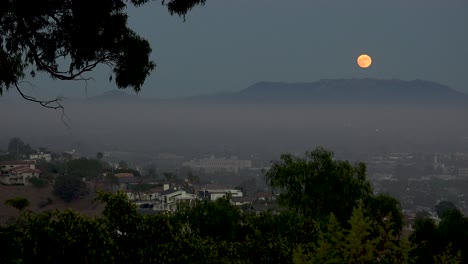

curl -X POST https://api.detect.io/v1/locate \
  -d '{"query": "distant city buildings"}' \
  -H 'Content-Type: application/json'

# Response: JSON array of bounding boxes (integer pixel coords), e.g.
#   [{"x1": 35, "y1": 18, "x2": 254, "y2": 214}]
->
[
  {"x1": 458, "y1": 167, "x2": 468, "y2": 179},
  {"x1": 29, "y1": 152, "x2": 52, "y2": 162},
  {"x1": 183, "y1": 157, "x2": 252, "y2": 174}
]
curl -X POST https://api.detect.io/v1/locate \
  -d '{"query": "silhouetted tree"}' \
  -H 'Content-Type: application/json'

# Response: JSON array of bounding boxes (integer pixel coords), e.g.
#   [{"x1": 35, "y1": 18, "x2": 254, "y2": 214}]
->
[
  {"x1": 435, "y1": 200, "x2": 458, "y2": 218},
  {"x1": 7, "y1": 137, "x2": 34, "y2": 158},
  {"x1": 0, "y1": 0, "x2": 206, "y2": 107},
  {"x1": 96, "y1": 152, "x2": 104, "y2": 161}
]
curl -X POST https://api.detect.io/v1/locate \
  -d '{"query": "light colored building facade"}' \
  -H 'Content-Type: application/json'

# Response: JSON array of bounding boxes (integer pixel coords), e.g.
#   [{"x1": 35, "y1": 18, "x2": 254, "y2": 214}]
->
[
  {"x1": 29, "y1": 152, "x2": 52, "y2": 162},
  {"x1": 183, "y1": 158, "x2": 252, "y2": 174},
  {"x1": 0, "y1": 160, "x2": 40, "y2": 185},
  {"x1": 197, "y1": 188, "x2": 243, "y2": 201}
]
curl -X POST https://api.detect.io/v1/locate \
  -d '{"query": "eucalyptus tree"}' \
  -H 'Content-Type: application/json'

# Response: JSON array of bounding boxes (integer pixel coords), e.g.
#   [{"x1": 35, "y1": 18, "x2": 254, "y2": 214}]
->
[{"x1": 0, "y1": 0, "x2": 206, "y2": 107}]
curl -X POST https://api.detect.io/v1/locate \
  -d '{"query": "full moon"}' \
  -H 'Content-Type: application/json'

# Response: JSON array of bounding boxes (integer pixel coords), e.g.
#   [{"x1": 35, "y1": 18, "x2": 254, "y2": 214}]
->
[{"x1": 357, "y1": 54, "x2": 372, "y2": 68}]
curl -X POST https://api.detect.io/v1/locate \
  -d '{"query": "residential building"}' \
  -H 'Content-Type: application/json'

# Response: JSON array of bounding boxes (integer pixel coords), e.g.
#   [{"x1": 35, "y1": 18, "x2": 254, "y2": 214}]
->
[
  {"x1": 0, "y1": 160, "x2": 40, "y2": 185},
  {"x1": 197, "y1": 188, "x2": 243, "y2": 201}
]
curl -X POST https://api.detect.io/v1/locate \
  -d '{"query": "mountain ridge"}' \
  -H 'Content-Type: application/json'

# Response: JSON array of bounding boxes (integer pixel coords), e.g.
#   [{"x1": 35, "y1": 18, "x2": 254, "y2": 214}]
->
[{"x1": 183, "y1": 78, "x2": 468, "y2": 104}]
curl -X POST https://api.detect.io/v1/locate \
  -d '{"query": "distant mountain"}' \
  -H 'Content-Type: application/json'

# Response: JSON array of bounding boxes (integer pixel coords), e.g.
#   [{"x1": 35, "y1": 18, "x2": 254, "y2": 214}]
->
[{"x1": 184, "y1": 79, "x2": 468, "y2": 104}]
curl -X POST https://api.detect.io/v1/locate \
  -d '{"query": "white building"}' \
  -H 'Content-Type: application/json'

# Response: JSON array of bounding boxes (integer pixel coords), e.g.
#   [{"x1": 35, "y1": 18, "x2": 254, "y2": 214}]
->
[
  {"x1": 128, "y1": 187, "x2": 198, "y2": 212},
  {"x1": 155, "y1": 189, "x2": 198, "y2": 212},
  {"x1": 30, "y1": 152, "x2": 52, "y2": 162},
  {"x1": 197, "y1": 188, "x2": 243, "y2": 201},
  {"x1": 183, "y1": 158, "x2": 252, "y2": 174}
]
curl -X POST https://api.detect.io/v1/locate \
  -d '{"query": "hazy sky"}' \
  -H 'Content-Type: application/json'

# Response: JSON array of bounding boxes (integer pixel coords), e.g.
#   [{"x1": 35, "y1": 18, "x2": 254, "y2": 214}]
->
[{"x1": 16, "y1": 0, "x2": 468, "y2": 99}]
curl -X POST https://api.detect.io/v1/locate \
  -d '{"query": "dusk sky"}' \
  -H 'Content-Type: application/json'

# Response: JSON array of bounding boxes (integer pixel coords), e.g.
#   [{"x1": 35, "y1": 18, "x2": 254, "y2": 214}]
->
[{"x1": 18, "y1": 0, "x2": 468, "y2": 99}]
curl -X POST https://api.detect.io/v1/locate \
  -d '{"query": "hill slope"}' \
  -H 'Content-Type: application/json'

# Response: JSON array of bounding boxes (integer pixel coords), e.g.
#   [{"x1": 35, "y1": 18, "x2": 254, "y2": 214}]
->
[{"x1": 186, "y1": 79, "x2": 468, "y2": 104}]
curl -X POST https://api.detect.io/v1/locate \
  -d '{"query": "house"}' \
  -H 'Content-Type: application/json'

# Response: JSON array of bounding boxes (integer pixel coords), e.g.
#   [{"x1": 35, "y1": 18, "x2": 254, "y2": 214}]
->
[
  {"x1": 153, "y1": 189, "x2": 198, "y2": 212},
  {"x1": 0, "y1": 160, "x2": 36, "y2": 172},
  {"x1": 115, "y1": 172, "x2": 135, "y2": 178},
  {"x1": 0, "y1": 160, "x2": 40, "y2": 185},
  {"x1": 8, "y1": 166, "x2": 41, "y2": 185},
  {"x1": 197, "y1": 188, "x2": 243, "y2": 201}
]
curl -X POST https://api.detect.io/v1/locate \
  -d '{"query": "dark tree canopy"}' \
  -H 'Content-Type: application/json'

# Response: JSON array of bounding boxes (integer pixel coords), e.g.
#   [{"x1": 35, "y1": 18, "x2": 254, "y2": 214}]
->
[
  {"x1": 7, "y1": 137, "x2": 34, "y2": 158},
  {"x1": 4, "y1": 197, "x2": 30, "y2": 211},
  {"x1": 53, "y1": 174, "x2": 88, "y2": 202},
  {"x1": 0, "y1": 0, "x2": 206, "y2": 99},
  {"x1": 265, "y1": 147, "x2": 372, "y2": 223},
  {"x1": 435, "y1": 200, "x2": 458, "y2": 219}
]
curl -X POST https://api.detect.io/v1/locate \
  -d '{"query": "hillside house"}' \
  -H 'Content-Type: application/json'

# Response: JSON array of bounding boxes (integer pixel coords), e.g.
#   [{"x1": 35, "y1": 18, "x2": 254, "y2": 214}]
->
[{"x1": 0, "y1": 160, "x2": 41, "y2": 185}]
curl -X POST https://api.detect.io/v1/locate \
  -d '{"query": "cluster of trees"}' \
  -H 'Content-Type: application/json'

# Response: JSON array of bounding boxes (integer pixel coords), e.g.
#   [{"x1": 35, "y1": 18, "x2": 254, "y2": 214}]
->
[
  {"x1": 0, "y1": 137, "x2": 35, "y2": 160},
  {"x1": 1, "y1": 147, "x2": 466, "y2": 263},
  {"x1": 410, "y1": 201, "x2": 467, "y2": 263}
]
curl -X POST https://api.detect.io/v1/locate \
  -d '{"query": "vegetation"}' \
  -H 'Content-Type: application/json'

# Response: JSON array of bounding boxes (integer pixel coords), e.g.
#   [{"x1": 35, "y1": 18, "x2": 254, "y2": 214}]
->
[
  {"x1": 64, "y1": 158, "x2": 104, "y2": 181},
  {"x1": 1, "y1": 0, "x2": 206, "y2": 107},
  {"x1": 6, "y1": 137, "x2": 34, "y2": 158},
  {"x1": 4, "y1": 197, "x2": 30, "y2": 211},
  {"x1": 410, "y1": 207, "x2": 468, "y2": 263},
  {"x1": 53, "y1": 174, "x2": 88, "y2": 202},
  {"x1": 27, "y1": 176, "x2": 48, "y2": 188},
  {"x1": 1, "y1": 147, "x2": 466, "y2": 263}
]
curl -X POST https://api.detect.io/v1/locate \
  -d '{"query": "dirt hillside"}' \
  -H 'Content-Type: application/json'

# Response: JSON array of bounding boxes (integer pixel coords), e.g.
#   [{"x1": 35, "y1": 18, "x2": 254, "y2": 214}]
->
[{"x1": 0, "y1": 185, "x2": 104, "y2": 224}]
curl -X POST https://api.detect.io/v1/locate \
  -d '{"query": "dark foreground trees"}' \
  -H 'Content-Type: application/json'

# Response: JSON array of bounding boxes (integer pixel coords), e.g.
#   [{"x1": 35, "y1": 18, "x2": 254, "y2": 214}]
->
[
  {"x1": 1, "y1": 147, "x2": 466, "y2": 263},
  {"x1": 4, "y1": 192, "x2": 464, "y2": 263},
  {"x1": 410, "y1": 206, "x2": 467, "y2": 264},
  {"x1": 265, "y1": 147, "x2": 403, "y2": 233}
]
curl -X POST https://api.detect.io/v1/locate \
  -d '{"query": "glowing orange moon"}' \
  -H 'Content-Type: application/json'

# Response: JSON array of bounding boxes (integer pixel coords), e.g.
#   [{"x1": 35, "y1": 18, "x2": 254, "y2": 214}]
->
[{"x1": 357, "y1": 54, "x2": 372, "y2": 68}]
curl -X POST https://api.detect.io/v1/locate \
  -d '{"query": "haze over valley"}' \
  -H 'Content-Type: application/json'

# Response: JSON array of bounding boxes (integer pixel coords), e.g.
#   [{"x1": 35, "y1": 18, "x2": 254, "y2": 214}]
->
[{"x1": 2, "y1": 78, "x2": 467, "y2": 160}]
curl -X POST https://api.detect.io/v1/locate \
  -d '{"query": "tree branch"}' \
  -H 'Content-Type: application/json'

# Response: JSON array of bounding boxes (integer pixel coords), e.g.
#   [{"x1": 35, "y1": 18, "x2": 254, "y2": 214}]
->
[{"x1": 15, "y1": 82, "x2": 71, "y2": 128}]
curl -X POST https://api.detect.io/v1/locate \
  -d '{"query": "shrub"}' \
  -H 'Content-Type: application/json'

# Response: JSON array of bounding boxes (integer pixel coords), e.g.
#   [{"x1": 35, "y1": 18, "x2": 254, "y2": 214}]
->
[{"x1": 27, "y1": 176, "x2": 48, "y2": 188}]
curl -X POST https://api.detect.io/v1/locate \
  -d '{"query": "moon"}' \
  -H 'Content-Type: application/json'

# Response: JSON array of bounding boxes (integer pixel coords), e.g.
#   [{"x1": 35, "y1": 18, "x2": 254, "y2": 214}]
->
[{"x1": 357, "y1": 54, "x2": 372, "y2": 68}]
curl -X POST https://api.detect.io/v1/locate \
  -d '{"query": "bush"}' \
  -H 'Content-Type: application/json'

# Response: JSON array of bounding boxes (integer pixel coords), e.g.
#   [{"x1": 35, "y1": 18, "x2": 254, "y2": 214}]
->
[
  {"x1": 27, "y1": 176, "x2": 48, "y2": 188},
  {"x1": 53, "y1": 175, "x2": 88, "y2": 202},
  {"x1": 4, "y1": 197, "x2": 30, "y2": 211}
]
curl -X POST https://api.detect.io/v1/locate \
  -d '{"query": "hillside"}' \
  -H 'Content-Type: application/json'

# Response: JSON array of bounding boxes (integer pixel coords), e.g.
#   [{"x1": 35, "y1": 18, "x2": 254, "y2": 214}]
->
[{"x1": 0, "y1": 185, "x2": 103, "y2": 224}]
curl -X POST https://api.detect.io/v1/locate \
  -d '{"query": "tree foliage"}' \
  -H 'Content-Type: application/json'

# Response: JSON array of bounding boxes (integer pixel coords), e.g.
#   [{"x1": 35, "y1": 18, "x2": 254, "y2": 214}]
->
[
  {"x1": 65, "y1": 158, "x2": 104, "y2": 180},
  {"x1": 435, "y1": 200, "x2": 458, "y2": 219},
  {"x1": 294, "y1": 206, "x2": 413, "y2": 264},
  {"x1": 265, "y1": 147, "x2": 372, "y2": 224},
  {"x1": 0, "y1": 0, "x2": 206, "y2": 98},
  {"x1": 4, "y1": 197, "x2": 30, "y2": 211},
  {"x1": 180, "y1": 196, "x2": 241, "y2": 241},
  {"x1": 27, "y1": 176, "x2": 48, "y2": 187},
  {"x1": 7, "y1": 137, "x2": 34, "y2": 158},
  {"x1": 410, "y1": 207, "x2": 468, "y2": 264},
  {"x1": 1, "y1": 147, "x2": 466, "y2": 263},
  {"x1": 367, "y1": 194, "x2": 404, "y2": 235},
  {"x1": 53, "y1": 174, "x2": 88, "y2": 202}
]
